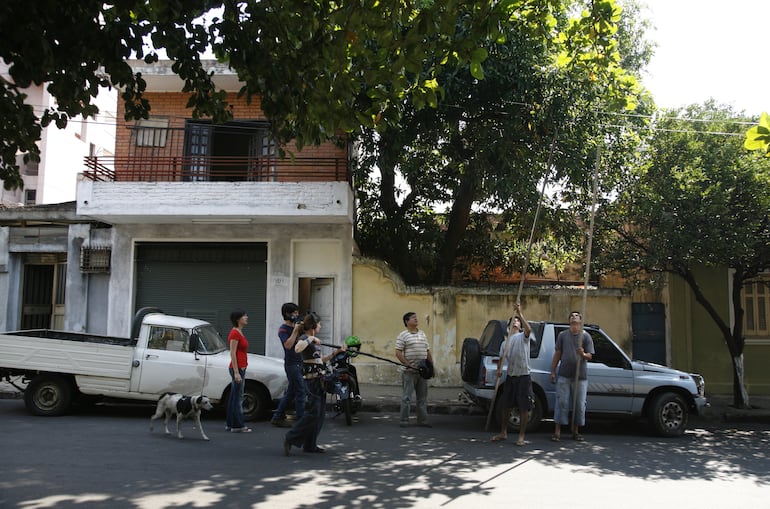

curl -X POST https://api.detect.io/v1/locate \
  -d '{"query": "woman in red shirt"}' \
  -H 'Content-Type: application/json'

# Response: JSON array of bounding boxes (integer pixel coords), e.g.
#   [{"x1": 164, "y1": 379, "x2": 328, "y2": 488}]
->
[{"x1": 226, "y1": 309, "x2": 251, "y2": 433}]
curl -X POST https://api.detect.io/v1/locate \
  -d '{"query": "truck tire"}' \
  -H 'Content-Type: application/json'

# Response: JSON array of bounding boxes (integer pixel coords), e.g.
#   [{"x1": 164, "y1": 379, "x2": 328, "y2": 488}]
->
[
  {"x1": 460, "y1": 338, "x2": 481, "y2": 382},
  {"x1": 242, "y1": 381, "x2": 271, "y2": 421},
  {"x1": 24, "y1": 375, "x2": 74, "y2": 416},
  {"x1": 649, "y1": 392, "x2": 688, "y2": 437}
]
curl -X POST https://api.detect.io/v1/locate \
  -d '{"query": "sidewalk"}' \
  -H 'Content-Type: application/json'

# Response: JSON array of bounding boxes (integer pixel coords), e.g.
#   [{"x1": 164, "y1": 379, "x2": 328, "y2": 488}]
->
[{"x1": 4, "y1": 380, "x2": 770, "y2": 424}]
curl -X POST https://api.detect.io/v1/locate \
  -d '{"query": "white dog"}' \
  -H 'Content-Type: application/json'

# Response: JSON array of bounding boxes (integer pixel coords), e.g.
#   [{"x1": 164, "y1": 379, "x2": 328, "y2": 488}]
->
[{"x1": 150, "y1": 393, "x2": 214, "y2": 440}]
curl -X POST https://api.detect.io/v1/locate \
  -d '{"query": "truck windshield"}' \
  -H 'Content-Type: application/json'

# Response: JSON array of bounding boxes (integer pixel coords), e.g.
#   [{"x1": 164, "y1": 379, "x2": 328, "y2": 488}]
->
[{"x1": 193, "y1": 325, "x2": 228, "y2": 354}]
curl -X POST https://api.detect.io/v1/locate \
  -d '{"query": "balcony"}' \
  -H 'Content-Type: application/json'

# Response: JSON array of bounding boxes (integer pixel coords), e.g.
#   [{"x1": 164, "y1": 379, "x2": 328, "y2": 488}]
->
[
  {"x1": 77, "y1": 155, "x2": 354, "y2": 225},
  {"x1": 82, "y1": 155, "x2": 351, "y2": 184}
]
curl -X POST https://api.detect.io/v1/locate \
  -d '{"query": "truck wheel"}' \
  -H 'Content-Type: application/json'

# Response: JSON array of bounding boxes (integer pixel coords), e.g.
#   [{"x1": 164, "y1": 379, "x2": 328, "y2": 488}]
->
[
  {"x1": 242, "y1": 382, "x2": 270, "y2": 421},
  {"x1": 494, "y1": 390, "x2": 543, "y2": 432},
  {"x1": 649, "y1": 392, "x2": 688, "y2": 437},
  {"x1": 460, "y1": 338, "x2": 481, "y2": 382},
  {"x1": 24, "y1": 375, "x2": 73, "y2": 416}
]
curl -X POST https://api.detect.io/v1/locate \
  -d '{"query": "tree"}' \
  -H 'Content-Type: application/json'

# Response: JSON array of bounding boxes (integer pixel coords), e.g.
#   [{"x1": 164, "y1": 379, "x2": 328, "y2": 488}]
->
[
  {"x1": 354, "y1": 0, "x2": 650, "y2": 284},
  {"x1": 0, "y1": 0, "x2": 570, "y2": 190},
  {"x1": 596, "y1": 102, "x2": 770, "y2": 408}
]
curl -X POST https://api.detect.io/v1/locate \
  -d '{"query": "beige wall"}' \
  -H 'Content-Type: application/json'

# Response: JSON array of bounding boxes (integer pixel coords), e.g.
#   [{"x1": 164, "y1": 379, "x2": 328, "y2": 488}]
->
[{"x1": 351, "y1": 258, "x2": 632, "y2": 386}]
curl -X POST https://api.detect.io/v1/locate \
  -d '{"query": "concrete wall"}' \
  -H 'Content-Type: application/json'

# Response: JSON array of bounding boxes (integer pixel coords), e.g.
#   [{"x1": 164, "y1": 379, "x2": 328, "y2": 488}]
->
[{"x1": 350, "y1": 258, "x2": 633, "y2": 386}]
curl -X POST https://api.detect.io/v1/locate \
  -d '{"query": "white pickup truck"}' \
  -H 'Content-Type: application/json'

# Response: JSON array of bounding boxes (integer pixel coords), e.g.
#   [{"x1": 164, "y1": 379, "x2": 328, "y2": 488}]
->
[{"x1": 0, "y1": 308, "x2": 287, "y2": 420}]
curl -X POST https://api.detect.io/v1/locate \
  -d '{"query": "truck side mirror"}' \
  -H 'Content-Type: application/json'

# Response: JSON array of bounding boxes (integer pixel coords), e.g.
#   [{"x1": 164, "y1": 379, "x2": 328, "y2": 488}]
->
[{"x1": 189, "y1": 333, "x2": 200, "y2": 353}]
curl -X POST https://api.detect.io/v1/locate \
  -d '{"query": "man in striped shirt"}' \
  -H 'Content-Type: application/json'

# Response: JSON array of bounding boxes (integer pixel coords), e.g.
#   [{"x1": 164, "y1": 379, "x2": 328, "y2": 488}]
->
[{"x1": 395, "y1": 312, "x2": 433, "y2": 428}]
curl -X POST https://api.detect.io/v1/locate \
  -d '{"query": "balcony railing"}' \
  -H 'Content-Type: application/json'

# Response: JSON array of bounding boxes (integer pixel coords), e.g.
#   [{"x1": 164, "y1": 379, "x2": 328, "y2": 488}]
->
[{"x1": 83, "y1": 156, "x2": 351, "y2": 185}]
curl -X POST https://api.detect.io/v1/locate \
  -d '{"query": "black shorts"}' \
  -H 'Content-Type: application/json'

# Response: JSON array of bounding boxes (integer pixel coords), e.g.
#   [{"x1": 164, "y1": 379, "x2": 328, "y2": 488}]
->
[{"x1": 501, "y1": 374, "x2": 533, "y2": 411}]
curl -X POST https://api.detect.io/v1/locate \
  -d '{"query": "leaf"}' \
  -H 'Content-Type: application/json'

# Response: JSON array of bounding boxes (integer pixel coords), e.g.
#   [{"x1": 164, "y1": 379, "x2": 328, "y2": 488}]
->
[{"x1": 744, "y1": 112, "x2": 770, "y2": 155}]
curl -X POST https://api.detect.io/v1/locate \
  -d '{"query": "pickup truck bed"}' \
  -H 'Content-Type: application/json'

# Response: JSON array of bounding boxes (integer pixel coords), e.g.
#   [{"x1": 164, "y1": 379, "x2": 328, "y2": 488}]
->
[{"x1": 0, "y1": 331, "x2": 135, "y2": 380}]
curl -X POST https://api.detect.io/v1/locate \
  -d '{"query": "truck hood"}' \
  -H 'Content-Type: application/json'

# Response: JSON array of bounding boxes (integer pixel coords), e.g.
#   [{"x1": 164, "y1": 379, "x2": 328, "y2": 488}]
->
[{"x1": 634, "y1": 359, "x2": 697, "y2": 378}]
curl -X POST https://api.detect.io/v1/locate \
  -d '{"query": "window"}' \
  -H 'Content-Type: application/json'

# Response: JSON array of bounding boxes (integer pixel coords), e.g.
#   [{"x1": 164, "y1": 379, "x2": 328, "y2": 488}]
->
[
  {"x1": 135, "y1": 117, "x2": 169, "y2": 147},
  {"x1": 147, "y1": 327, "x2": 190, "y2": 352},
  {"x1": 743, "y1": 275, "x2": 769, "y2": 338},
  {"x1": 24, "y1": 189, "x2": 36, "y2": 205},
  {"x1": 183, "y1": 120, "x2": 273, "y2": 182}
]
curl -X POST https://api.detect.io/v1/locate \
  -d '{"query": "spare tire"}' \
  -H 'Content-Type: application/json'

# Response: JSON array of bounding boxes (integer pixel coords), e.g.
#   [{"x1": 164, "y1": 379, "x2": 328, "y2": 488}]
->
[{"x1": 460, "y1": 338, "x2": 482, "y2": 382}]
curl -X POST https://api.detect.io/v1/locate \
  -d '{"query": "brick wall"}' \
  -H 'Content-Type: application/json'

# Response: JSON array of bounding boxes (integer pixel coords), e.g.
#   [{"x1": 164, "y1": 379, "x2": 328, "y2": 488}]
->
[{"x1": 114, "y1": 92, "x2": 348, "y2": 181}]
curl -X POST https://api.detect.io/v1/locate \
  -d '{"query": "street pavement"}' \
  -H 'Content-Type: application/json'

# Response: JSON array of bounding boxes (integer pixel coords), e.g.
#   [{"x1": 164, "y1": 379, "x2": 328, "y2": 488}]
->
[{"x1": 3, "y1": 378, "x2": 770, "y2": 425}]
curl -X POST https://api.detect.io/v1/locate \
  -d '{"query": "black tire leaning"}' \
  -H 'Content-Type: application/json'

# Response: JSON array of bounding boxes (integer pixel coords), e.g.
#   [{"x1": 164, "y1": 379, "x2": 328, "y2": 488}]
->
[
  {"x1": 24, "y1": 375, "x2": 74, "y2": 416},
  {"x1": 649, "y1": 391, "x2": 688, "y2": 437},
  {"x1": 460, "y1": 338, "x2": 482, "y2": 383}
]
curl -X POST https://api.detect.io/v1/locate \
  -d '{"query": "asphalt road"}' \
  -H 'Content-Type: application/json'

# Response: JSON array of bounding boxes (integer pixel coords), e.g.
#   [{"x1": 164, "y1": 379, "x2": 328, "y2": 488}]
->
[{"x1": 1, "y1": 399, "x2": 769, "y2": 509}]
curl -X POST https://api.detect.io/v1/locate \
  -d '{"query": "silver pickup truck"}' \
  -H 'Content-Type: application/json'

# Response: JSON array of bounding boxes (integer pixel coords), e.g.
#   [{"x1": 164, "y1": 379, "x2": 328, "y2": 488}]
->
[{"x1": 461, "y1": 320, "x2": 707, "y2": 437}]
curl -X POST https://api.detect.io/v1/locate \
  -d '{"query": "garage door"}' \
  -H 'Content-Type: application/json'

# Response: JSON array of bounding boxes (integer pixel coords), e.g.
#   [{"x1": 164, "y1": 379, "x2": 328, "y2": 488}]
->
[{"x1": 134, "y1": 242, "x2": 268, "y2": 354}]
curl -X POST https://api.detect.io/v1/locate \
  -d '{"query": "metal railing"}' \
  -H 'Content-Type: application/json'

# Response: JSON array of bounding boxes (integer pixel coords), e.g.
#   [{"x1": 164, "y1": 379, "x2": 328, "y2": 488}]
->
[{"x1": 83, "y1": 156, "x2": 351, "y2": 184}]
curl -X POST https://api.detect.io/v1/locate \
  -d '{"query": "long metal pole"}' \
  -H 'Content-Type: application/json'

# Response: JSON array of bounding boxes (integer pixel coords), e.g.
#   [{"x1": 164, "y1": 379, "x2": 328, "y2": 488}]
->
[
  {"x1": 485, "y1": 131, "x2": 558, "y2": 431},
  {"x1": 571, "y1": 145, "x2": 600, "y2": 433}
]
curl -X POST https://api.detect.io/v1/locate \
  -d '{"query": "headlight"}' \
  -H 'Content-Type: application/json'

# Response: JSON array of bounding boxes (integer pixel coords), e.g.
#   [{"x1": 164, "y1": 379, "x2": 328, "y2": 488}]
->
[{"x1": 690, "y1": 373, "x2": 705, "y2": 396}]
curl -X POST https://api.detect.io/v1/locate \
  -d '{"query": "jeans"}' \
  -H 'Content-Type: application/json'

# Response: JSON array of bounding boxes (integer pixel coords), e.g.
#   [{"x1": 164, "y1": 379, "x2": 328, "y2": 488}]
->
[
  {"x1": 226, "y1": 367, "x2": 246, "y2": 429},
  {"x1": 553, "y1": 377, "x2": 588, "y2": 427},
  {"x1": 272, "y1": 363, "x2": 306, "y2": 420},
  {"x1": 285, "y1": 378, "x2": 325, "y2": 451},
  {"x1": 400, "y1": 369, "x2": 428, "y2": 424}
]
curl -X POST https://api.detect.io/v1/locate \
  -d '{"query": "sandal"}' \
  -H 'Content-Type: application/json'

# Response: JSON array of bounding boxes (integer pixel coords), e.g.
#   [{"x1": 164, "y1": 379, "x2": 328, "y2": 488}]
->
[
  {"x1": 490, "y1": 434, "x2": 507, "y2": 442},
  {"x1": 515, "y1": 440, "x2": 526, "y2": 446},
  {"x1": 572, "y1": 433, "x2": 584, "y2": 441},
  {"x1": 550, "y1": 434, "x2": 560, "y2": 442}
]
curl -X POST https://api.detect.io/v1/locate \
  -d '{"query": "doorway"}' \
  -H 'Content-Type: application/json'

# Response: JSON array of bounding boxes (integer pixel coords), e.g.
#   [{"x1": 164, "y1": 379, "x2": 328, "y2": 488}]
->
[
  {"x1": 297, "y1": 277, "x2": 334, "y2": 345},
  {"x1": 631, "y1": 302, "x2": 666, "y2": 365},
  {"x1": 20, "y1": 255, "x2": 66, "y2": 329}
]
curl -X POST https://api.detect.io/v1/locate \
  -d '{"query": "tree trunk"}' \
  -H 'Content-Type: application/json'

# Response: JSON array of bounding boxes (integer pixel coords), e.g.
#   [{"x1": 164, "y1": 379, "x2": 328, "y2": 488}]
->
[
  {"x1": 679, "y1": 267, "x2": 750, "y2": 408},
  {"x1": 436, "y1": 164, "x2": 478, "y2": 283},
  {"x1": 732, "y1": 354, "x2": 751, "y2": 409}
]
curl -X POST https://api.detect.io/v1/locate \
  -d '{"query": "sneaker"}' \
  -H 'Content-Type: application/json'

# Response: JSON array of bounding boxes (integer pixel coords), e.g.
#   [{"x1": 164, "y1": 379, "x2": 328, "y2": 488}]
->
[
  {"x1": 399, "y1": 421, "x2": 409, "y2": 428},
  {"x1": 417, "y1": 422, "x2": 433, "y2": 428},
  {"x1": 271, "y1": 419, "x2": 291, "y2": 428}
]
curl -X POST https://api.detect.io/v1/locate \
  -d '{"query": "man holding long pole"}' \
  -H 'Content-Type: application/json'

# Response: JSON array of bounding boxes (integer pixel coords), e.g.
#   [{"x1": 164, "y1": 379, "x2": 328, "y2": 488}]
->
[
  {"x1": 549, "y1": 311, "x2": 594, "y2": 441},
  {"x1": 490, "y1": 302, "x2": 534, "y2": 446}
]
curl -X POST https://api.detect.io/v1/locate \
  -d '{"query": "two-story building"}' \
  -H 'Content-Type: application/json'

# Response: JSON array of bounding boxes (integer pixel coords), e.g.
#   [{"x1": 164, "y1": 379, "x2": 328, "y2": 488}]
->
[{"x1": 1, "y1": 60, "x2": 355, "y2": 357}]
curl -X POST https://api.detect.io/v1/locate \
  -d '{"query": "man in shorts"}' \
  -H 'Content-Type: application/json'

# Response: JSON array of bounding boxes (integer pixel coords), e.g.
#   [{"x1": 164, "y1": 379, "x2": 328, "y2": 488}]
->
[{"x1": 491, "y1": 302, "x2": 534, "y2": 446}]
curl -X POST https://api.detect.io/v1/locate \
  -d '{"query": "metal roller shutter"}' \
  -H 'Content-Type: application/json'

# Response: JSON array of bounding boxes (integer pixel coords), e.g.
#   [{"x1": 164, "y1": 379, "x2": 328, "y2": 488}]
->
[{"x1": 135, "y1": 242, "x2": 268, "y2": 354}]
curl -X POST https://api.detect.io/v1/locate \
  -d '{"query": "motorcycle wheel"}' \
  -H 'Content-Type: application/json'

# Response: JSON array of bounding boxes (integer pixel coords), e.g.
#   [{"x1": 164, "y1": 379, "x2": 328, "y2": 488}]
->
[{"x1": 343, "y1": 391, "x2": 353, "y2": 426}]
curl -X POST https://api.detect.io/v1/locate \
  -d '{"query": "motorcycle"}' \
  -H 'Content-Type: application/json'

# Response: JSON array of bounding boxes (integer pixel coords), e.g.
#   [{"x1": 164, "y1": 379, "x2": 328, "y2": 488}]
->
[{"x1": 324, "y1": 337, "x2": 362, "y2": 426}]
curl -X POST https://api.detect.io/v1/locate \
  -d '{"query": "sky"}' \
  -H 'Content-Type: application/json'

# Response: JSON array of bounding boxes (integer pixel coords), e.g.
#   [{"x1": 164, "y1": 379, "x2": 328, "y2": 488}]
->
[{"x1": 639, "y1": 0, "x2": 769, "y2": 117}]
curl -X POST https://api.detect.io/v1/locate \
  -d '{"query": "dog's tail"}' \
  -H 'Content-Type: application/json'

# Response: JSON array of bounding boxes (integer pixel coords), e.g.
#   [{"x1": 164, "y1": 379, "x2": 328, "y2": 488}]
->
[{"x1": 158, "y1": 392, "x2": 175, "y2": 401}]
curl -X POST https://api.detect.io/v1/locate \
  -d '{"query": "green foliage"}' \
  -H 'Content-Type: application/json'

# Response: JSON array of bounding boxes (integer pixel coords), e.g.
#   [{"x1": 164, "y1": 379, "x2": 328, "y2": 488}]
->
[
  {"x1": 0, "y1": 0, "x2": 524, "y2": 189},
  {"x1": 596, "y1": 101, "x2": 770, "y2": 396},
  {"x1": 354, "y1": 0, "x2": 650, "y2": 284}
]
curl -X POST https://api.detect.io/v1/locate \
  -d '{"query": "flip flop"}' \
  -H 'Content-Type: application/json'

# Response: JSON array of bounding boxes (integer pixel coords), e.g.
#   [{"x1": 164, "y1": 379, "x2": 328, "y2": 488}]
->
[
  {"x1": 490, "y1": 435, "x2": 507, "y2": 442},
  {"x1": 551, "y1": 434, "x2": 560, "y2": 442},
  {"x1": 572, "y1": 433, "x2": 584, "y2": 441},
  {"x1": 515, "y1": 440, "x2": 526, "y2": 446}
]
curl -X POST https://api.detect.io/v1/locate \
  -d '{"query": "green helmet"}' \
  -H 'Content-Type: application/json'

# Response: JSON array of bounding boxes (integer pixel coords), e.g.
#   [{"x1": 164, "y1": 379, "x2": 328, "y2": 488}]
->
[{"x1": 345, "y1": 335, "x2": 361, "y2": 356}]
